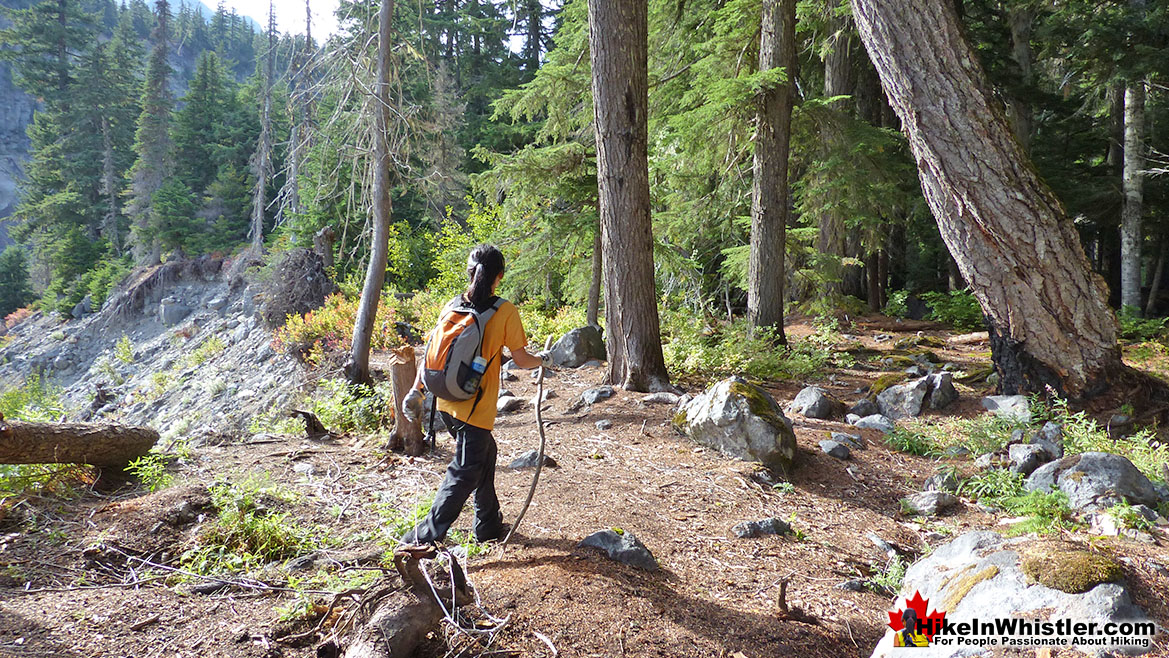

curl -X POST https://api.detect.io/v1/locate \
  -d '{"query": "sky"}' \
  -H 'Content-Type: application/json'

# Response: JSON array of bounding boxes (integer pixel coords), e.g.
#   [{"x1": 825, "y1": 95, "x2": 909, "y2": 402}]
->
[{"x1": 214, "y1": 0, "x2": 342, "y2": 39}]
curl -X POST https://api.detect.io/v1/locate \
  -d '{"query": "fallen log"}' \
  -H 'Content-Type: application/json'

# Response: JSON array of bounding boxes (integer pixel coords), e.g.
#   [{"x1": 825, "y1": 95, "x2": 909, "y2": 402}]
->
[{"x1": 0, "y1": 416, "x2": 159, "y2": 467}]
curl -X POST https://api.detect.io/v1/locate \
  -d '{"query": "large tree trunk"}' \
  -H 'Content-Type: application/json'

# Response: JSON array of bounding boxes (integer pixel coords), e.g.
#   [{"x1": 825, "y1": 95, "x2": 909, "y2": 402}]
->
[
  {"x1": 850, "y1": 0, "x2": 1127, "y2": 399},
  {"x1": 747, "y1": 0, "x2": 795, "y2": 339},
  {"x1": 587, "y1": 0, "x2": 670, "y2": 392},
  {"x1": 1120, "y1": 80, "x2": 1146, "y2": 312},
  {"x1": 0, "y1": 420, "x2": 158, "y2": 467},
  {"x1": 1006, "y1": 6, "x2": 1034, "y2": 153},
  {"x1": 817, "y1": 15, "x2": 851, "y2": 298},
  {"x1": 387, "y1": 346, "x2": 424, "y2": 456},
  {"x1": 346, "y1": 0, "x2": 396, "y2": 386},
  {"x1": 249, "y1": 4, "x2": 276, "y2": 252}
]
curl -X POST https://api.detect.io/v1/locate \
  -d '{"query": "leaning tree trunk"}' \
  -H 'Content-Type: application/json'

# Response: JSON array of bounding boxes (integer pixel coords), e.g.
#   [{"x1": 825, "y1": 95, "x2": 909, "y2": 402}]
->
[
  {"x1": 0, "y1": 420, "x2": 158, "y2": 467},
  {"x1": 1120, "y1": 80, "x2": 1146, "y2": 312},
  {"x1": 345, "y1": 0, "x2": 396, "y2": 386},
  {"x1": 387, "y1": 346, "x2": 424, "y2": 456},
  {"x1": 250, "y1": 4, "x2": 276, "y2": 252},
  {"x1": 850, "y1": 0, "x2": 1128, "y2": 399},
  {"x1": 747, "y1": 0, "x2": 795, "y2": 340},
  {"x1": 587, "y1": 0, "x2": 670, "y2": 391}
]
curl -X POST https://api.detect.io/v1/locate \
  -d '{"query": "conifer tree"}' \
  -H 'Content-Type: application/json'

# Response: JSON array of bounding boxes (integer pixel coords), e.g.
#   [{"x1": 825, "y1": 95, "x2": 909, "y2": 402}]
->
[{"x1": 126, "y1": 0, "x2": 176, "y2": 264}]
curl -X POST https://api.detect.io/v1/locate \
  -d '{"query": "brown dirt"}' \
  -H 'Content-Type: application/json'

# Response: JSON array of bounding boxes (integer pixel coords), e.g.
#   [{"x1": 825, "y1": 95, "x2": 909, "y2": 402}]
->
[{"x1": 1, "y1": 322, "x2": 1167, "y2": 658}]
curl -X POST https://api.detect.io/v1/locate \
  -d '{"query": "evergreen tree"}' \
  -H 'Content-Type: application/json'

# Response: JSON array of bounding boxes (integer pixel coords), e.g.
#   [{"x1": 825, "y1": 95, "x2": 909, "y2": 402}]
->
[
  {"x1": 126, "y1": 0, "x2": 176, "y2": 264},
  {"x1": 173, "y1": 51, "x2": 233, "y2": 195},
  {"x1": 0, "y1": 247, "x2": 36, "y2": 317},
  {"x1": 149, "y1": 179, "x2": 197, "y2": 255}
]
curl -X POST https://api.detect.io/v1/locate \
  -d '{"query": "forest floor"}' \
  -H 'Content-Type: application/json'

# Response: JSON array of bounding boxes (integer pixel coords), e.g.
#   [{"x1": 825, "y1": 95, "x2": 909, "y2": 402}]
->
[{"x1": 1, "y1": 320, "x2": 1168, "y2": 658}]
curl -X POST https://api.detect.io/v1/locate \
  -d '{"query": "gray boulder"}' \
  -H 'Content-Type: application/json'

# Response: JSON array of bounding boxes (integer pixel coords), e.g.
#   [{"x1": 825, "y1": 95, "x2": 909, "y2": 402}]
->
[
  {"x1": 851, "y1": 414, "x2": 894, "y2": 433},
  {"x1": 673, "y1": 377, "x2": 797, "y2": 472},
  {"x1": 1026, "y1": 452, "x2": 1160, "y2": 512},
  {"x1": 207, "y1": 296, "x2": 228, "y2": 311},
  {"x1": 643, "y1": 391, "x2": 680, "y2": 405},
  {"x1": 732, "y1": 517, "x2": 792, "y2": 539},
  {"x1": 595, "y1": 419, "x2": 613, "y2": 430},
  {"x1": 922, "y1": 471, "x2": 958, "y2": 493},
  {"x1": 1008, "y1": 443, "x2": 1047, "y2": 475},
  {"x1": 875, "y1": 377, "x2": 929, "y2": 420},
  {"x1": 578, "y1": 530, "x2": 657, "y2": 571},
  {"x1": 497, "y1": 396, "x2": 527, "y2": 413},
  {"x1": 926, "y1": 372, "x2": 958, "y2": 409},
  {"x1": 819, "y1": 439, "x2": 850, "y2": 460},
  {"x1": 901, "y1": 491, "x2": 958, "y2": 517},
  {"x1": 848, "y1": 398, "x2": 879, "y2": 418},
  {"x1": 71, "y1": 295, "x2": 93, "y2": 319},
  {"x1": 508, "y1": 450, "x2": 558, "y2": 469},
  {"x1": 982, "y1": 394, "x2": 1030, "y2": 422},
  {"x1": 550, "y1": 326, "x2": 606, "y2": 368},
  {"x1": 1030, "y1": 421, "x2": 1065, "y2": 460},
  {"x1": 159, "y1": 297, "x2": 191, "y2": 326},
  {"x1": 582, "y1": 386, "x2": 615, "y2": 405},
  {"x1": 869, "y1": 531, "x2": 1152, "y2": 658},
  {"x1": 787, "y1": 386, "x2": 846, "y2": 420}
]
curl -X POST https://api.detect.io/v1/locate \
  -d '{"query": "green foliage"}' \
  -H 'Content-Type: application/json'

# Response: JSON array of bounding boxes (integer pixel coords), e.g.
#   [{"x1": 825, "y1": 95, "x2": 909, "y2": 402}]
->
[
  {"x1": 884, "y1": 290, "x2": 909, "y2": 318},
  {"x1": 125, "y1": 452, "x2": 173, "y2": 492},
  {"x1": 115, "y1": 334, "x2": 135, "y2": 364},
  {"x1": 1000, "y1": 491, "x2": 1078, "y2": 536},
  {"x1": 1040, "y1": 397, "x2": 1168, "y2": 485},
  {"x1": 0, "y1": 371, "x2": 65, "y2": 422},
  {"x1": 884, "y1": 427, "x2": 943, "y2": 458},
  {"x1": 184, "y1": 335, "x2": 226, "y2": 367},
  {"x1": 0, "y1": 247, "x2": 37, "y2": 317},
  {"x1": 919, "y1": 290, "x2": 984, "y2": 331},
  {"x1": 517, "y1": 303, "x2": 592, "y2": 347},
  {"x1": 960, "y1": 469, "x2": 1026, "y2": 508},
  {"x1": 149, "y1": 179, "x2": 198, "y2": 255},
  {"x1": 661, "y1": 313, "x2": 829, "y2": 382},
  {"x1": 1118, "y1": 306, "x2": 1168, "y2": 342},
  {"x1": 870, "y1": 554, "x2": 907, "y2": 595},
  {"x1": 182, "y1": 474, "x2": 325, "y2": 575},
  {"x1": 1106, "y1": 501, "x2": 1155, "y2": 533},
  {"x1": 307, "y1": 379, "x2": 393, "y2": 434},
  {"x1": 248, "y1": 411, "x2": 305, "y2": 436},
  {"x1": 376, "y1": 497, "x2": 434, "y2": 544},
  {"x1": 892, "y1": 414, "x2": 1027, "y2": 458}
]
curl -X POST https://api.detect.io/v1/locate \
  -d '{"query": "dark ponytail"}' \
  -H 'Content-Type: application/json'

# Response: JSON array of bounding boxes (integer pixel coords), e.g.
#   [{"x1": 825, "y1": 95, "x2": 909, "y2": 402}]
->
[{"x1": 465, "y1": 244, "x2": 505, "y2": 311}]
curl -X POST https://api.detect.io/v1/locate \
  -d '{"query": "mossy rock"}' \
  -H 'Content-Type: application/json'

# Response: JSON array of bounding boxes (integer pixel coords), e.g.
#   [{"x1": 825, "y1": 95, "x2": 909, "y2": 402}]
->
[
  {"x1": 1020, "y1": 542, "x2": 1123, "y2": 594},
  {"x1": 880, "y1": 355, "x2": 917, "y2": 370},
  {"x1": 869, "y1": 372, "x2": 909, "y2": 397},
  {"x1": 908, "y1": 349, "x2": 942, "y2": 364},
  {"x1": 957, "y1": 365, "x2": 994, "y2": 384},
  {"x1": 894, "y1": 335, "x2": 948, "y2": 350},
  {"x1": 727, "y1": 380, "x2": 787, "y2": 429}
]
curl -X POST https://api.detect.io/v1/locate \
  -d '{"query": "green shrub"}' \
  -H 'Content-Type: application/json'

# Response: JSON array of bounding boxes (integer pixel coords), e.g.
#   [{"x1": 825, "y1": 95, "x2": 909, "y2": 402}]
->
[
  {"x1": 1118, "y1": 306, "x2": 1168, "y2": 341},
  {"x1": 114, "y1": 335, "x2": 135, "y2": 364},
  {"x1": 1041, "y1": 397, "x2": 1168, "y2": 485},
  {"x1": 272, "y1": 292, "x2": 405, "y2": 363},
  {"x1": 885, "y1": 426, "x2": 943, "y2": 457},
  {"x1": 960, "y1": 468, "x2": 1026, "y2": 508},
  {"x1": 184, "y1": 335, "x2": 226, "y2": 367},
  {"x1": 1000, "y1": 491, "x2": 1077, "y2": 535},
  {"x1": 1106, "y1": 501, "x2": 1155, "y2": 533},
  {"x1": 308, "y1": 379, "x2": 393, "y2": 433},
  {"x1": 518, "y1": 303, "x2": 593, "y2": 347},
  {"x1": 920, "y1": 289, "x2": 984, "y2": 331},
  {"x1": 892, "y1": 415, "x2": 1026, "y2": 458},
  {"x1": 661, "y1": 314, "x2": 829, "y2": 382},
  {"x1": 870, "y1": 554, "x2": 907, "y2": 595},
  {"x1": 126, "y1": 453, "x2": 174, "y2": 492},
  {"x1": 883, "y1": 289, "x2": 909, "y2": 318},
  {"x1": 0, "y1": 371, "x2": 64, "y2": 422}
]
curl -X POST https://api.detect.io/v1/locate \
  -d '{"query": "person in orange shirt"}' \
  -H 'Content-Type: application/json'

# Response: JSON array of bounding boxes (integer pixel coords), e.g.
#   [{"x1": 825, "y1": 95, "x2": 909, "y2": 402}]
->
[{"x1": 401, "y1": 244, "x2": 548, "y2": 544}]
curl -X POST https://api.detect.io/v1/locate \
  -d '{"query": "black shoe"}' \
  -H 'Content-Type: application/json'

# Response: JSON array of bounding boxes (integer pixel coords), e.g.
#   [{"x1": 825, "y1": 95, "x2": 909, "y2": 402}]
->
[
  {"x1": 475, "y1": 523, "x2": 510, "y2": 543},
  {"x1": 401, "y1": 528, "x2": 438, "y2": 546}
]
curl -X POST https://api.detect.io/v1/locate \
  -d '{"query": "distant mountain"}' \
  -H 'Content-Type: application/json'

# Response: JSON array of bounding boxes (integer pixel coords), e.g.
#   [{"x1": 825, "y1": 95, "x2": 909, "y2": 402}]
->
[{"x1": 187, "y1": 0, "x2": 262, "y2": 32}]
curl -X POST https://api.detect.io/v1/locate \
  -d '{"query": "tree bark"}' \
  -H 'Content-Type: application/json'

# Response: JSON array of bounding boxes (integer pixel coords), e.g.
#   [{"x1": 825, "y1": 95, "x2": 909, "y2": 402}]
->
[
  {"x1": 388, "y1": 346, "x2": 424, "y2": 456},
  {"x1": 587, "y1": 222, "x2": 602, "y2": 327},
  {"x1": 0, "y1": 420, "x2": 158, "y2": 467},
  {"x1": 747, "y1": 0, "x2": 794, "y2": 340},
  {"x1": 346, "y1": 0, "x2": 396, "y2": 386},
  {"x1": 1006, "y1": 6, "x2": 1034, "y2": 153},
  {"x1": 313, "y1": 226, "x2": 336, "y2": 269},
  {"x1": 851, "y1": 0, "x2": 1126, "y2": 399},
  {"x1": 1145, "y1": 238, "x2": 1165, "y2": 317},
  {"x1": 1120, "y1": 80, "x2": 1146, "y2": 312},
  {"x1": 249, "y1": 3, "x2": 276, "y2": 252},
  {"x1": 818, "y1": 15, "x2": 851, "y2": 297},
  {"x1": 587, "y1": 0, "x2": 670, "y2": 391}
]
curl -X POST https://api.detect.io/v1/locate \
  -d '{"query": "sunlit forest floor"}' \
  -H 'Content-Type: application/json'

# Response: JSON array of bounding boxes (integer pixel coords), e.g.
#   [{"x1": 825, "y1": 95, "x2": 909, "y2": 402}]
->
[{"x1": 1, "y1": 320, "x2": 1167, "y2": 658}]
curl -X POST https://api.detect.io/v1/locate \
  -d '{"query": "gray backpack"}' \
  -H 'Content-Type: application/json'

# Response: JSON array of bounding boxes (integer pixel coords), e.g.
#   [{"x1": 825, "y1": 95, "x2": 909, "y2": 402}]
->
[{"x1": 421, "y1": 296, "x2": 502, "y2": 402}]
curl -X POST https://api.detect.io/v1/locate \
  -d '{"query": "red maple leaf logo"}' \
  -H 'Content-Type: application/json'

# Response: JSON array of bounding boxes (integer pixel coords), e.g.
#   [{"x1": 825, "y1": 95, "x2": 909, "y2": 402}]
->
[{"x1": 887, "y1": 591, "x2": 947, "y2": 641}]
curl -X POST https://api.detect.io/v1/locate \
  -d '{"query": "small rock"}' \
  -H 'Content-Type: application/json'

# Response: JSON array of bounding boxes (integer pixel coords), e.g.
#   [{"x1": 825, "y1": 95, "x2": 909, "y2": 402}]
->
[
  {"x1": 731, "y1": 517, "x2": 792, "y2": 539},
  {"x1": 819, "y1": 439, "x2": 850, "y2": 460},
  {"x1": 848, "y1": 398, "x2": 879, "y2": 418},
  {"x1": 836, "y1": 579, "x2": 868, "y2": 592},
  {"x1": 292, "y1": 462, "x2": 315, "y2": 475},
  {"x1": 1008, "y1": 443, "x2": 1046, "y2": 475},
  {"x1": 501, "y1": 370, "x2": 518, "y2": 382},
  {"x1": 579, "y1": 359, "x2": 604, "y2": 368},
  {"x1": 852, "y1": 414, "x2": 894, "y2": 433},
  {"x1": 926, "y1": 372, "x2": 958, "y2": 409},
  {"x1": 508, "y1": 450, "x2": 558, "y2": 469},
  {"x1": 582, "y1": 386, "x2": 615, "y2": 405},
  {"x1": 497, "y1": 396, "x2": 526, "y2": 413},
  {"x1": 875, "y1": 378, "x2": 930, "y2": 420},
  {"x1": 831, "y1": 432, "x2": 865, "y2": 450},
  {"x1": 787, "y1": 386, "x2": 846, "y2": 420},
  {"x1": 643, "y1": 391, "x2": 680, "y2": 405},
  {"x1": 982, "y1": 394, "x2": 1030, "y2": 422},
  {"x1": 578, "y1": 530, "x2": 657, "y2": 571},
  {"x1": 923, "y1": 471, "x2": 958, "y2": 493},
  {"x1": 901, "y1": 491, "x2": 958, "y2": 517},
  {"x1": 207, "y1": 297, "x2": 228, "y2": 311},
  {"x1": 873, "y1": 333, "x2": 893, "y2": 342},
  {"x1": 943, "y1": 445, "x2": 971, "y2": 458},
  {"x1": 285, "y1": 553, "x2": 317, "y2": 571},
  {"x1": 595, "y1": 419, "x2": 613, "y2": 430}
]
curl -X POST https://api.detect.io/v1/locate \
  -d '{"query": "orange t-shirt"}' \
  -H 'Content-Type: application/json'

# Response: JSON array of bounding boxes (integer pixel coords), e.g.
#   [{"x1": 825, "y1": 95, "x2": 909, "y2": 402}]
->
[{"x1": 435, "y1": 299, "x2": 527, "y2": 431}]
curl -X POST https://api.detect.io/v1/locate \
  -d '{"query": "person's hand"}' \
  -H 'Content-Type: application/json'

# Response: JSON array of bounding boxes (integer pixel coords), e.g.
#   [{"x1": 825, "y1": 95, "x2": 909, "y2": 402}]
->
[
  {"x1": 402, "y1": 389, "x2": 424, "y2": 422},
  {"x1": 536, "y1": 351, "x2": 553, "y2": 369}
]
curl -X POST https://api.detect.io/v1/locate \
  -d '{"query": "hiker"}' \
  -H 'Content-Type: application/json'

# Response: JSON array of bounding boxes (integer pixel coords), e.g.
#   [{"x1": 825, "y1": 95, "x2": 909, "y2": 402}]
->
[
  {"x1": 893, "y1": 607, "x2": 929, "y2": 647},
  {"x1": 400, "y1": 244, "x2": 549, "y2": 545}
]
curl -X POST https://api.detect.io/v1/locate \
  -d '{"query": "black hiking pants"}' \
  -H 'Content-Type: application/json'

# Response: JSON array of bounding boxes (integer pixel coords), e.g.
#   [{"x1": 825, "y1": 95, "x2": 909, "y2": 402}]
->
[{"x1": 409, "y1": 412, "x2": 504, "y2": 544}]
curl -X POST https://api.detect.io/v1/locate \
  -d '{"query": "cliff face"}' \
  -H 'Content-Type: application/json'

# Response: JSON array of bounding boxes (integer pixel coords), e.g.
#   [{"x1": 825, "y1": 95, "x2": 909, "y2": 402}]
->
[{"x1": 0, "y1": 32, "x2": 38, "y2": 249}]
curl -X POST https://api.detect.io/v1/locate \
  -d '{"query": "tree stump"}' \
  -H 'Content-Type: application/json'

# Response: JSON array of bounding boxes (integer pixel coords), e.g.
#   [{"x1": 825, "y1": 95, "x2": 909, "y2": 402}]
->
[
  {"x1": 0, "y1": 417, "x2": 159, "y2": 467},
  {"x1": 388, "y1": 345, "x2": 425, "y2": 456}
]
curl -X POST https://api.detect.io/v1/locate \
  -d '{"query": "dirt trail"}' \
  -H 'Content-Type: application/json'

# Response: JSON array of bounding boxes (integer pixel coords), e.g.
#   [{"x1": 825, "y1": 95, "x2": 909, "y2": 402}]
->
[{"x1": 1, "y1": 324, "x2": 1167, "y2": 658}]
